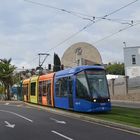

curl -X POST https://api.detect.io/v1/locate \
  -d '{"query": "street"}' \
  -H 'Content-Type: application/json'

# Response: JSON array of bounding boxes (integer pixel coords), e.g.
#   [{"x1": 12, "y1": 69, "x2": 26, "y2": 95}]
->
[{"x1": 0, "y1": 101, "x2": 139, "y2": 140}]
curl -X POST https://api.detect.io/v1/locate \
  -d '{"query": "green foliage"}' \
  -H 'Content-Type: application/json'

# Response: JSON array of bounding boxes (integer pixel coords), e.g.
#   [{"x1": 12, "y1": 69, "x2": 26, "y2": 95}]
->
[
  {"x1": 0, "y1": 58, "x2": 16, "y2": 100},
  {"x1": 12, "y1": 73, "x2": 21, "y2": 85},
  {"x1": 0, "y1": 85, "x2": 4, "y2": 94},
  {"x1": 53, "y1": 53, "x2": 61, "y2": 72},
  {"x1": 106, "y1": 62, "x2": 125, "y2": 75}
]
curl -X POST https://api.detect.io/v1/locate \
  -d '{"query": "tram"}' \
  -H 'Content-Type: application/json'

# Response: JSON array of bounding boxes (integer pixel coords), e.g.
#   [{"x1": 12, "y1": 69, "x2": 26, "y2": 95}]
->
[
  {"x1": 22, "y1": 65, "x2": 111, "y2": 112},
  {"x1": 54, "y1": 65, "x2": 111, "y2": 112}
]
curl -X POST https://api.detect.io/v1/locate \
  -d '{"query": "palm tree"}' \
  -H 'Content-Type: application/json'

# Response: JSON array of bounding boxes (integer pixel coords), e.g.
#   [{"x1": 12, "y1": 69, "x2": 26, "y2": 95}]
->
[{"x1": 0, "y1": 58, "x2": 16, "y2": 100}]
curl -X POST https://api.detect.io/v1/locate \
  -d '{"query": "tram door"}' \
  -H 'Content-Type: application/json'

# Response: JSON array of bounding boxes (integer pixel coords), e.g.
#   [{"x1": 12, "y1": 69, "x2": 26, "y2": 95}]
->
[
  {"x1": 46, "y1": 80, "x2": 52, "y2": 106},
  {"x1": 23, "y1": 84, "x2": 28, "y2": 102},
  {"x1": 38, "y1": 81, "x2": 42, "y2": 104},
  {"x1": 68, "y1": 77, "x2": 73, "y2": 109},
  {"x1": 26, "y1": 84, "x2": 29, "y2": 102}
]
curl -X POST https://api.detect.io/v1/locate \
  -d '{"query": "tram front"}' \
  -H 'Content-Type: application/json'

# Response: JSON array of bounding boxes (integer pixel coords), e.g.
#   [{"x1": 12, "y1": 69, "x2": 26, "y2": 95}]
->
[{"x1": 75, "y1": 67, "x2": 111, "y2": 112}]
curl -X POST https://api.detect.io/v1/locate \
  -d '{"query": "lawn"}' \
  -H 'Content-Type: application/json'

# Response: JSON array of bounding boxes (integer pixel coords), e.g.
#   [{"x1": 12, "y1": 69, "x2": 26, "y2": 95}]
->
[{"x1": 88, "y1": 106, "x2": 140, "y2": 128}]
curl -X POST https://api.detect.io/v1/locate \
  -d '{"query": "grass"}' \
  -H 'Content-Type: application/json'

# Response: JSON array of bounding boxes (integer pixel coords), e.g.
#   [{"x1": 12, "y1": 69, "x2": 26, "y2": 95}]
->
[{"x1": 87, "y1": 107, "x2": 140, "y2": 128}]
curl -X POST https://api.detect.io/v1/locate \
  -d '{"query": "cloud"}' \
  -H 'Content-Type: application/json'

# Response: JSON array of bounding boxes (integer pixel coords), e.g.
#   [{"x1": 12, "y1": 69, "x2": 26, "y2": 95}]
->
[{"x1": 0, "y1": 0, "x2": 139, "y2": 69}]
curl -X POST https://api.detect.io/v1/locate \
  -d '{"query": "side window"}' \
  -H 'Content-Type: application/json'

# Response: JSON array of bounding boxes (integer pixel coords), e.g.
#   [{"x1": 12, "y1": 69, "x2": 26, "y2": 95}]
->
[
  {"x1": 39, "y1": 81, "x2": 47, "y2": 96},
  {"x1": 39, "y1": 81, "x2": 43, "y2": 97},
  {"x1": 46, "y1": 80, "x2": 51, "y2": 96},
  {"x1": 55, "y1": 77, "x2": 68, "y2": 97},
  {"x1": 43, "y1": 81, "x2": 47, "y2": 96},
  {"x1": 47, "y1": 80, "x2": 52, "y2": 105},
  {"x1": 31, "y1": 82, "x2": 36, "y2": 96},
  {"x1": 68, "y1": 77, "x2": 73, "y2": 95},
  {"x1": 22, "y1": 84, "x2": 28, "y2": 95},
  {"x1": 76, "y1": 71, "x2": 90, "y2": 99}
]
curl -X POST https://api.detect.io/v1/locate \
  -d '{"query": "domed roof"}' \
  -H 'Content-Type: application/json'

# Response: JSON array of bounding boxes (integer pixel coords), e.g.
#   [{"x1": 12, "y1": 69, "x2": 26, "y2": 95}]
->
[{"x1": 61, "y1": 42, "x2": 102, "y2": 68}]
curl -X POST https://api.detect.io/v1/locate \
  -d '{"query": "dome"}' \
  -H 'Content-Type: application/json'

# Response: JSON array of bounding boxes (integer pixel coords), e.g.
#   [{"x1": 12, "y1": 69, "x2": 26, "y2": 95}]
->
[{"x1": 61, "y1": 42, "x2": 102, "y2": 68}]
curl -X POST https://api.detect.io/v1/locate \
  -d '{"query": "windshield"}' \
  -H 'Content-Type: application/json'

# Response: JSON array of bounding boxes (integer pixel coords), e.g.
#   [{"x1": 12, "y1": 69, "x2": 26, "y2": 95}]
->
[
  {"x1": 86, "y1": 70, "x2": 109, "y2": 98},
  {"x1": 76, "y1": 71, "x2": 90, "y2": 100}
]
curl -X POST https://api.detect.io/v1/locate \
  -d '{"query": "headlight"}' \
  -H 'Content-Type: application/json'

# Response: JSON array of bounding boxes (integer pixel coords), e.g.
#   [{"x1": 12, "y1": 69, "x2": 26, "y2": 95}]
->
[{"x1": 93, "y1": 99, "x2": 96, "y2": 102}]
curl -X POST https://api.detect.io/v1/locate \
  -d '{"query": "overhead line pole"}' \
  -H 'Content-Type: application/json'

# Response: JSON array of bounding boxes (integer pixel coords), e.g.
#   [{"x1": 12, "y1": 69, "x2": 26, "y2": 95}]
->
[{"x1": 38, "y1": 53, "x2": 50, "y2": 68}]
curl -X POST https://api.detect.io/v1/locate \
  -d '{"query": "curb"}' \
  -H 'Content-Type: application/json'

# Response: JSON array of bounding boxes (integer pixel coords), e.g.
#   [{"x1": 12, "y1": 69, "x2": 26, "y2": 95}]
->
[
  {"x1": 25, "y1": 102, "x2": 140, "y2": 135},
  {"x1": 0, "y1": 101, "x2": 23, "y2": 104}
]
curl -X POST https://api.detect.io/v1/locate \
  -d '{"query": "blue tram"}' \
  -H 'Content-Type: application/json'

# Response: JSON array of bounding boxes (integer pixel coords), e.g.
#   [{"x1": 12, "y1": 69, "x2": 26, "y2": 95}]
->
[{"x1": 54, "y1": 65, "x2": 111, "y2": 112}]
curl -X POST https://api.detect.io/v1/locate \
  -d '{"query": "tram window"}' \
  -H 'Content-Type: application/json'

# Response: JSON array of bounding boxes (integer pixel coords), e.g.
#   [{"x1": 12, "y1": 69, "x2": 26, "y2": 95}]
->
[
  {"x1": 39, "y1": 81, "x2": 43, "y2": 96},
  {"x1": 25, "y1": 85, "x2": 28, "y2": 95},
  {"x1": 68, "y1": 77, "x2": 73, "y2": 95},
  {"x1": 39, "y1": 81, "x2": 47, "y2": 96},
  {"x1": 76, "y1": 71, "x2": 90, "y2": 99},
  {"x1": 23, "y1": 84, "x2": 28, "y2": 95},
  {"x1": 47, "y1": 80, "x2": 51, "y2": 105},
  {"x1": 31, "y1": 82, "x2": 36, "y2": 96},
  {"x1": 86, "y1": 70, "x2": 109, "y2": 98},
  {"x1": 43, "y1": 81, "x2": 47, "y2": 96},
  {"x1": 47, "y1": 80, "x2": 51, "y2": 96},
  {"x1": 55, "y1": 77, "x2": 68, "y2": 97}
]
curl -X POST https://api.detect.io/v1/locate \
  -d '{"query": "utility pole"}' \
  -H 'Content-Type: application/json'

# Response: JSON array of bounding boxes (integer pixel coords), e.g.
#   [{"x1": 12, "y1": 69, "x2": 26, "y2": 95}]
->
[{"x1": 38, "y1": 53, "x2": 50, "y2": 68}]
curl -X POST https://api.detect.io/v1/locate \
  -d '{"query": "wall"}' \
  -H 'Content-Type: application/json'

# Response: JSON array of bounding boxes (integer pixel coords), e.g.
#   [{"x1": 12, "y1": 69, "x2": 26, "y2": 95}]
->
[
  {"x1": 108, "y1": 76, "x2": 128, "y2": 96},
  {"x1": 108, "y1": 76, "x2": 140, "y2": 101}
]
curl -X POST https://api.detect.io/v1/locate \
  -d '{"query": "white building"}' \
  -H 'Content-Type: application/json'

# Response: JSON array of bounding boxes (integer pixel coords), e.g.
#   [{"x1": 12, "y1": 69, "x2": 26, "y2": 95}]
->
[{"x1": 124, "y1": 46, "x2": 140, "y2": 78}]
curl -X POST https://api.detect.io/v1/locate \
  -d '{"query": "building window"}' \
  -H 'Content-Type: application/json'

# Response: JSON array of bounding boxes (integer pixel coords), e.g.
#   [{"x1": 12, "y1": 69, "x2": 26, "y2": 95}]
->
[{"x1": 132, "y1": 55, "x2": 136, "y2": 64}]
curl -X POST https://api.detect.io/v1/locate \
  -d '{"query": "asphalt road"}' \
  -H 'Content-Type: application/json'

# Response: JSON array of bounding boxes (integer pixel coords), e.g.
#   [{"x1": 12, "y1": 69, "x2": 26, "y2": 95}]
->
[{"x1": 0, "y1": 101, "x2": 139, "y2": 140}]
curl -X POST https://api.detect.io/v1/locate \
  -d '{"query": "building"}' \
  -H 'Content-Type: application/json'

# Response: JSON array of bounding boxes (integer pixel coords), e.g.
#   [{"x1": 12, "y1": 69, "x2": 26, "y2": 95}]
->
[
  {"x1": 124, "y1": 46, "x2": 140, "y2": 78},
  {"x1": 61, "y1": 42, "x2": 102, "y2": 68}
]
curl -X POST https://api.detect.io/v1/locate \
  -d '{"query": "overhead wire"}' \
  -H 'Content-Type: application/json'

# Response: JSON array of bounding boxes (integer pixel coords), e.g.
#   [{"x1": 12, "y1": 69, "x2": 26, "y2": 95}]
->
[
  {"x1": 24, "y1": 0, "x2": 96, "y2": 21},
  {"x1": 24, "y1": 0, "x2": 139, "y2": 51},
  {"x1": 48, "y1": 22, "x2": 94, "y2": 52},
  {"x1": 101, "y1": 0, "x2": 139, "y2": 18},
  {"x1": 99, "y1": 17, "x2": 140, "y2": 25},
  {"x1": 46, "y1": 0, "x2": 139, "y2": 51},
  {"x1": 24, "y1": 0, "x2": 139, "y2": 24},
  {"x1": 93, "y1": 22, "x2": 140, "y2": 44},
  {"x1": 102, "y1": 18, "x2": 140, "y2": 22}
]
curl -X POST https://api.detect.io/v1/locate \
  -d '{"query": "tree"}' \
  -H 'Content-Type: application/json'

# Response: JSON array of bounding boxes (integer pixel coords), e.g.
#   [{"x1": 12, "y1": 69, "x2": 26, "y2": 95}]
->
[
  {"x1": 0, "y1": 84, "x2": 4, "y2": 94},
  {"x1": 12, "y1": 72, "x2": 22, "y2": 85},
  {"x1": 0, "y1": 58, "x2": 16, "y2": 100},
  {"x1": 106, "y1": 62, "x2": 125, "y2": 75},
  {"x1": 53, "y1": 53, "x2": 61, "y2": 72}
]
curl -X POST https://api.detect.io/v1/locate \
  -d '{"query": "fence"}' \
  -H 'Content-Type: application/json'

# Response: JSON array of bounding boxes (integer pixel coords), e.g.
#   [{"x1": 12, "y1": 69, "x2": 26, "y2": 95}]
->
[{"x1": 108, "y1": 76, "x2": 140, "y2": 101}]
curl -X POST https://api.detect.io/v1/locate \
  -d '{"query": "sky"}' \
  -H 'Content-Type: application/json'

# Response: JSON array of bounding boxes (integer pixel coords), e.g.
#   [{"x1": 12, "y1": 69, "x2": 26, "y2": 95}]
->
[{"x1": 0, "y1": 0, "x2": 140, "y2": 69}]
